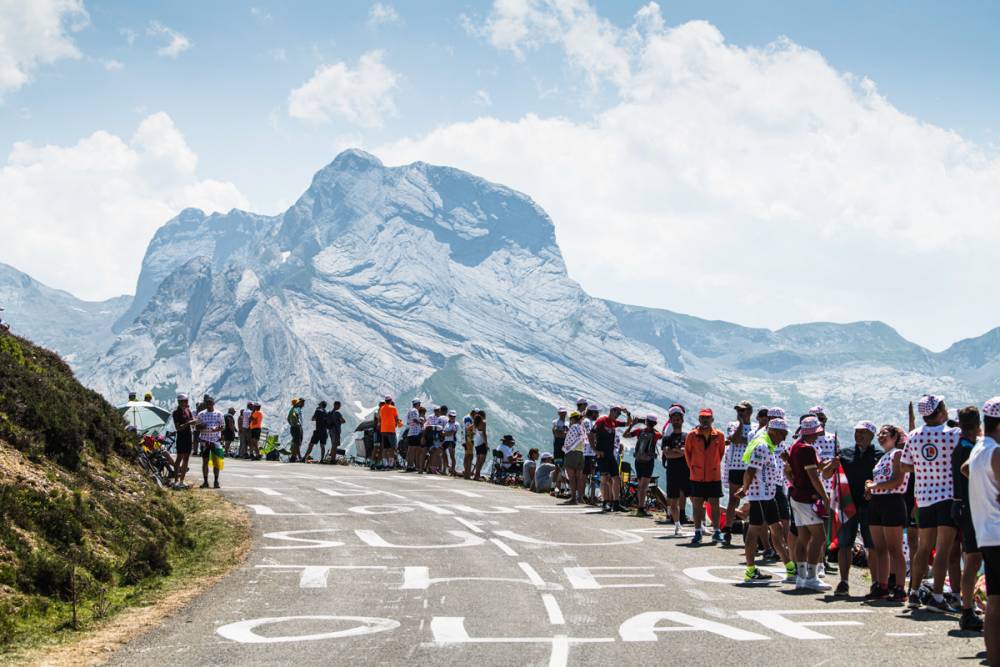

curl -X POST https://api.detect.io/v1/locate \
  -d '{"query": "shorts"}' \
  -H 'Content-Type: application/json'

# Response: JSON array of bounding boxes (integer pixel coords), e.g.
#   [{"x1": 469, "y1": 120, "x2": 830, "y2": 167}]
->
[
  {"x1": 869, "y1": 494, "x2": 907, "y2": 527},
  {"x1": 961, "y1": 512, "x2": 980, "y2": 553},
  {"x1": 584, "y1": 456, "x2": 595, "y2": 475},
  {"x1": 564, "y1": 451, "x2": 584, "y2": 470},
  {"x1": 837, "y1": 505, "x2": 873, "y2": 549},
  {"x1": 982, "y1": 546, "x2": 1000, "y2": 595},
  {"x1": 634, "y1": 458, "x2": 654, "y2": 479},
  {"x1": 917, "y1": 499, "x2": 956, "y2": 529},
  {"x1": 380, "y1": 431, "x2": 397, "y2": 450},
  {"x1": 773, "y1": 486, "x2": 790, "y2": 521},
  {"x1": 791, "y1": 499, "x2": 824, "y2": 527},
  {"x1": 749, "y1": 499, "x2": 779, "y2": 526},
  {"x1": 475, "y1": 444, "x2": 488, "y2": 456},
  {"x1": 442, "y1": 440, "x2": 456, "y2": 449},
  {"x1": 199, "y1": 442, "x2": 219, "y2": 460},
  {"x1": 407, "y1": 435, "x2": 422, "y2": 450},
  {"x1": 666, "y1": 466, "x2": 691, "y2": 499},
  {"x1": 727, "y1": 469, "x2": 745, "y2": 487},
  {"x1": 689, "y1": 480, "x2": 723, "y2": 499},
  {"x1": 175, "y1": 438, "x2": 193, "y2": 456},
  {"x1": 598, "y1": 454, "x2": 620, "y2": 476}
]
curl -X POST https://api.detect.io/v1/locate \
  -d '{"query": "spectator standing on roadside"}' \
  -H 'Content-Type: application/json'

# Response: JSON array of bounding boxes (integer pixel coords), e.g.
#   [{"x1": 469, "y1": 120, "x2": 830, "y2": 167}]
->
[
  {"x1": 623, "y1": 413, "x2": 661, "y2": 517},
  {"x1": 967, "y1": 397, "x2": 1000, "y2": 665},
  {"x1": 305, "y1": 401, "x2": 328, "y2": 462},
  {"x1": 287, "y1": 398, "x2": 304, "y2": 462},
  {"x1": 661, "y1": 405, "x2": 690, "y2": 534},
  {"x1": 685, "y1": 408, "x2": 726, "y2": 545},
  {"x1": 196, "y1": 395, "x2": 224, "y2": 489},
  {"x1": 953, "y1": 406, "x2": 985, "y2": 631},
  {"x1": 172, "y1": 394, "x2": 195, "y2": 488},
  {"x1": 327, "y1": 400, "x2": 346, "y2": 463},
  {"x1": 249, "y1": 403, "x2": 263, "y2": 460},
  {"x1": 833, "y1": 420, "x2": 882, "y2": 596},
  {"x1": 724, "y1": 401, "x2": 754, "y2": 546},
  {"x1": 552, "y1": 407, "x2": 569, "y2": 488},
  {"x1": 787, "y1": 415, "x2": 832, "y2": 591},
  {"x1": 222, "y1": 407, "x2": 237, "y2": 456},
  {"x1": 379, "y1": 397, "x2": 401, "y2": 469},
  {"x1": 238, "y1": 402, "x2": 252, "y2": 458}
]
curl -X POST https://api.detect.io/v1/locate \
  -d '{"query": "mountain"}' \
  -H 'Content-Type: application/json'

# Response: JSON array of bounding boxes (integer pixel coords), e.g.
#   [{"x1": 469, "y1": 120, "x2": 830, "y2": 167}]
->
[{"x1": 2, "y1": 149, "x2": 998, "y2": 445}]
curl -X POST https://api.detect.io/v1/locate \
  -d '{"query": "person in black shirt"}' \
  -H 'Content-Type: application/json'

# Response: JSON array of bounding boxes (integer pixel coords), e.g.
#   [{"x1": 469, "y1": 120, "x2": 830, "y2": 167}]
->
[
  {"x1": 833, "y1": 420, "x2": 883, "y2": 596},
  {"x1": 304, "y1": 401, "x2": 328, "y2": 462},
  {"x1": 326, "y1": 401, "x2": 346, "y2": 463},
  {"x1": 661, "y1": 405, "x2": 690, "y2": 535},
  {"x1": 954, "y1": 406, "x2": 985, "y2": 631},
  {"x1": 171, "y1": 393, "x2": 196, "y2": 488}
]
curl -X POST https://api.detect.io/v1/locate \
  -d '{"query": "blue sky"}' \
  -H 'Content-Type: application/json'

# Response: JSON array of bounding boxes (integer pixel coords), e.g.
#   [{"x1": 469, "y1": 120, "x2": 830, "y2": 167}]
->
[{"x1": 1, "y1": 1, "x2": 999, "y2": 350}]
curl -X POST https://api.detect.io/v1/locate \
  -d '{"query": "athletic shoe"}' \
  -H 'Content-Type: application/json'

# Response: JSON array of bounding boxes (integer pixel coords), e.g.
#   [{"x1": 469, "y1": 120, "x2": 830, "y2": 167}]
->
[
  {"x1": 744, "y1": 567, "x2": 773, "y2": 583},
  {"x1": 213, "y1": 481, "x2": 221, "y2": 489},
  {"x1": 601, "y1": 503, "x2": 610, "y2": 512},
  {"x1": 613, "y1": 504, "x2": 627, "y2": 512},
  {"x1": 924, "y1": 594, "x2": 951, "y2": 613},
  {"x1": 795, "y1": 575, "x2": 805, "y2": 589},
  {"x1": 783, "y1": 562, "x2": 797, "y2": 583},
  {"x1": 711, "y1": 530, "x2": 723, "y2": 544},
  {"x1": 907, "y1": 590, "x2": 922, "y2": 609},
  {"x1": 834, "y1": 581, "x2": 850, "y2": 597},
  {"x1": 199, "y1": 482, "x2": 209, "y2": 489},
  {"x1": 960, "y1": 609, "x2": 985, "y2": 632},
  {"x1": 762, "y1": 548, "x2": 778, "y2": 561},
  {"x1": 816, "y1": 563, "x2": 826, "y2": 578},
  {"x1": 944, "y1": 592, "x2": 963, "y2": 612},
  {"x1": 635, "y1": 508, "x2": 651, "y2": 517},
  {"x1": 887, "y1": 586, "x2": 907, "y2": 602},
  {"x1": 723, "y1": 532, "x2": 732, "y2": 546},
  {"x1": 674, "y1": 523, "x2": 681, "y2": 536},
  {"x1": 691, "y1": 531, "x2": 703, "y2": 545},
  {"x1": 864, "y1": 583, "x2": 889, "y2": 600},
  {"x1": 802, "y1": 577, "x2": 832, "y2": 592}
]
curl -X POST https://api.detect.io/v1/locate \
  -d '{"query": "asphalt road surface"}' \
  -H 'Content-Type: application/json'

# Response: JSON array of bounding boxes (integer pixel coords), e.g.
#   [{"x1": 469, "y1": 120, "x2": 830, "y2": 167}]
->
[{"x1": 112, "y1": 459, "x2": 987, "y2": 666}]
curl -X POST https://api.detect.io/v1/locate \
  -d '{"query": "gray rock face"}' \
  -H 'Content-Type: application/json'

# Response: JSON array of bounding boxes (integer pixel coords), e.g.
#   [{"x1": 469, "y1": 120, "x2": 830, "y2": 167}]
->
[{"x1": 3, "y1": 149, "x2": 998, "y2": 443}]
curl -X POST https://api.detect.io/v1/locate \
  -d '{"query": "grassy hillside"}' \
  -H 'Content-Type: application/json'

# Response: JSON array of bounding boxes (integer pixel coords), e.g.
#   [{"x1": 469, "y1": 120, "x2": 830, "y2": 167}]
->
[{"x1": 0, "y1": 331, "x2": 246, "y2": 656}]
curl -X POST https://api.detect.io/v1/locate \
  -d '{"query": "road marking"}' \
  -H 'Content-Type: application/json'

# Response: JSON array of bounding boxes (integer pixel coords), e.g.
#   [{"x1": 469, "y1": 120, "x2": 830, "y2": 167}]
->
[
  {"x1": 886, "y1": 632, "x2": 926, "y2": 637},
  {"x1": 550, "y1": 635, "x2": 570, "y2": 667},
  {"x1": 736, "y1": 610, "x2": 872, "y2": 640},
  {"x1": 216, "y1": 616, "x2": 399, "y2": 643},
  {"x1": 494, "y1": 529, "x2": 643, "y2": 547},
  {"x1": 355, "y1": 529, "x2": 486, "y2": 549},
  {"x1": 399, "y1": 566, "x2": 561, "y2": 590},
  {"x1": 564, "y1": 566, "x2": 664, "y2": 590},
  {"x1": 542, "y1": 594, "x2": 565, "y2": 625},
  {"x1": 619, "y1": 612, "x2": 769, "y2": 641},
  {"x1": 411, "y1": 501, "x2": 454, "y2": 515},
  {"x1": 450, "y1": 504, "x2": 518, "y2": 514},
  {"x1": 517, "y1": 562, "x2": 548, "y2": 588},
  {"x1": 262, "y1": 529, "x2": 344, "y2": 549},
  {"x1": 254, "y1": 565, "x2": 386, "y2": 588},
  {"x1": 490, "y1": 538, "x2": 519, "y2": 556},
  {"x1": 249, "y1": 505, "x2": 343, "y2": 516},
  {"x1": 452, "y1": 517, "x2": 484, "y2": 533},
  {"x1": 683, "y1": 565, "x2": 787, "y2": 584},
  {"x1": 348, "y1": 505, "x2": 415, "y2": 515},
  {"x1": 448, "y1": 489, "x2": 483, "y2": 498},
  {"x1": 255, "y1": 487, "x2": 283, "y2": 496},
  {"x1": 315, "y1": 487, "x2": 383, "y2": 497}
]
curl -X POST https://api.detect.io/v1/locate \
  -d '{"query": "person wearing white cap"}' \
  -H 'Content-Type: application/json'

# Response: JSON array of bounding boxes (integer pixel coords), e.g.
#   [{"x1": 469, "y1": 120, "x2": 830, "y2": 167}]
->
[
  {"x1": 535, "y1": 452, "x2": 557, "y2": 493},
  {"x1": 900, "y1": 394, "x2": 962, "y2": 612},
  {"x1": 172, "y1": 394, "x2": 196, "y2": 488},
  {"x1": 736, "y1": 418, "x2": 795, "y2": 583},
  {"x1": 965, "y1": 397, "x2": 1000, "y2": 663},
  {"x1": 787, "y1": 416, "x2": 832, "y2": 591},
  {"x1": 831, "y1": 420, "x2": 883, "y2": 596},
  {"x1": 595, "y1": 406, "x2": 629, "y2": 512}
]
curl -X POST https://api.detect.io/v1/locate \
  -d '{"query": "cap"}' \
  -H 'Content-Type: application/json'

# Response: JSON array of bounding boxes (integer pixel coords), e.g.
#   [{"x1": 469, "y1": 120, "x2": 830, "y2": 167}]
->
[
  {"x1": 557, "y1": 407, "x2": 568, "y2": 413},
  {"x1": 984, "y1": 397, "x2": 1000, "y2": 418},
  {"x1": 570, "y1": 411, "x2": 582, "y2": 419},
  {"x1": 767, "y1": 407, "x2": 786, "y2": 418},
  {"x1": 756, "y1": 407, "x2": 769, "y2": 417},
  {"x1": 734, "y1": 401, "x2": 753, "y2": 411},
  {"x1": 540, "y1": 452, "x2": 553, "y2": 460},
  {"x1": 645, "y1": 413, "x2": 659, "y2": 423},
  {"x1": 412, "y1": 399, "x2": 421, "y2": 406},
  {"x1": 768, "y1": 418, "x2": 789, "y2": 432},
  {"x1": 177, "y1": 393, "x2": 189, "y2": 401},
  {"x1": 448, "y1": 410, "x2": 457, "y2": 417},
  {"x1": 808, "y1": 405, "x2": 826, "y2": 416},
  {"x1": 800, "y1": 416, "x2": 823, "y2": 435},
  {"x1": 854, "y1": 420, "x2": 878, "y2": 435},
  {"x1": 698, "y1": 408, "x2": 714, "y2": 418},
  {"x1": 586, "y1": 403, "x2": 601, "y2": 413},
  {"x1": 501, "y1": 434, "x2": 515, "y2": 443},
  {"x1": 576, "y1": 397, "x2": 588, "y2": 405},
  {"x1": 667, "y1": 406, "x2": 685, "y2": 417},
  {"x1": 203, "y1": 395, "x2": 215, "y2": 403},
  {"x1": 384, "y1": 394, "x2": 392, "y2": 401},
  {"x1": 918, "y1": 394, "x2": 944, "y2": 417}
]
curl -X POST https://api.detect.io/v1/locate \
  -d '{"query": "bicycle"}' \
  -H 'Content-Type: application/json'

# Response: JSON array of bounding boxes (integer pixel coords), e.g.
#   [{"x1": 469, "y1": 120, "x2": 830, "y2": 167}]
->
[{"x1": 137, "y1": 448, "x2": 173, "y2": 488}]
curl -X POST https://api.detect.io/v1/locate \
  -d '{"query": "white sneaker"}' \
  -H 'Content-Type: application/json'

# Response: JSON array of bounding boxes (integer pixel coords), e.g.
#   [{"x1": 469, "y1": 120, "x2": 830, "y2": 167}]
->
[
  {"x1": 674, "y1": 523, "x2": 681, "y2": 536},
  {"x1": 816, "y1": 564, "x2": 826, "y2": 578},
  {"x1": 784, "y1": 573, "x2": 798, "y2": 584},
  {"x1": 803, "y1": 577, "x2": 832, "y2": 591},
  {"x1": 795, "y1": 576, "x2": 805, "y2": 589}
]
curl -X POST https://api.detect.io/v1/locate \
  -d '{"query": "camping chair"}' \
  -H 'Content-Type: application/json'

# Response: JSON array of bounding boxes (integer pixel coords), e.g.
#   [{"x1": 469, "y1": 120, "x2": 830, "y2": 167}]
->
[{"x1": 489, "y1": 449, "x2": 520, "y2": 485}]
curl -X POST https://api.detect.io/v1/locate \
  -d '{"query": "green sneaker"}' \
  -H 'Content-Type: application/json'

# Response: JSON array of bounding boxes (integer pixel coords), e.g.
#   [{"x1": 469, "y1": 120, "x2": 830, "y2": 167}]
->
[
  {"x1": 784, "y1": 561, "x2": 797, "y2": 583},
  {"x1": 744, "y1": 566, "x2": 772, "y2": 582}
]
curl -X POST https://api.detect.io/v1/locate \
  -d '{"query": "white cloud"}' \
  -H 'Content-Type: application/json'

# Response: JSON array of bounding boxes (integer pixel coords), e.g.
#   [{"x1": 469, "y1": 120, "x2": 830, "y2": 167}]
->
[
  {"x1": 473, "y1": 89, "x2": 492, "y2": 107},
  {"x1": 368, "y1": 3, "x2": 399, "y2": 27},
  {"x1": 0, "y1": 0, "x2": 89, "y2": 95},
  {"x1": 0, "y1": 112, "x2": 248, "y2": 300},
  {"x1": 250, "y1": 7, "x2": 272, "y2": 24},
  {"x1": 288, "y1": 50, "x2": 399, "y2": 127},
  {"x1": 102, "y1": 58, "x2": 123, "y2": 71},
  {"x1": 380, "y1": 1, "x2": 1000, "y2": 350},
  {"x1": 147, "y1": 20, "x2": 192, "y2": 58}
]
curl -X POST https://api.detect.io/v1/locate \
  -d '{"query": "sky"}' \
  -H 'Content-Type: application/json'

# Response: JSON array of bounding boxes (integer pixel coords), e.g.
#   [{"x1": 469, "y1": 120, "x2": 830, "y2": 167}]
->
[{"x1": 1, "y1": 0, "x2": 999, "y2": 352}]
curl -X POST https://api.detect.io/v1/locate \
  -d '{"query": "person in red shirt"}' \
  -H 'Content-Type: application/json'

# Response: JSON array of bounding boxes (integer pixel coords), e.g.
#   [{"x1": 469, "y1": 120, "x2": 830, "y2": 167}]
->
[
  {"x1": 595, "y1": 406, "x2": 629, "y2": 512},
  {"x1": 378, "y1": 397, "x2": 401, "y2": 469},
  {"x1": 787, "y1": 415, "x2": 832, "y2": 591},
  {"x1": 684, "y1": 409, "x2": 726, "y2": 544}
]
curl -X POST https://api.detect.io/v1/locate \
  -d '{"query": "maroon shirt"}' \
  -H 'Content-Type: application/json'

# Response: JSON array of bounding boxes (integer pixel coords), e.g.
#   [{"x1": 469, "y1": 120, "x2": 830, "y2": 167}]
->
[{"x1": 788, "y1": 439, "x2": 821, "y2": 503}]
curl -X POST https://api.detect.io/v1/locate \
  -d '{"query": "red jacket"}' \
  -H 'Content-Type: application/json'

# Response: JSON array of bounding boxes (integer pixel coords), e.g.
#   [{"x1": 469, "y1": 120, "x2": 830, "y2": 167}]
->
[{"x1": 684, "y1": 428, "x2": 726, "y2": 482}]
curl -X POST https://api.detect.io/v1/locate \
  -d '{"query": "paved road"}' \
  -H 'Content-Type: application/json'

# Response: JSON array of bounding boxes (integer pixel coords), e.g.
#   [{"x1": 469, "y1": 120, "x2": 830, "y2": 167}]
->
[{"x1": 113, "y1": 460, "x2": 986, "y2": 666}]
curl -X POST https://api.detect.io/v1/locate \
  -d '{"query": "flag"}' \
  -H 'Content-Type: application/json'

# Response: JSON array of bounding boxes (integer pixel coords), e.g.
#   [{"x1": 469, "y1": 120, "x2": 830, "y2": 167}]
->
[
  {"x1": 210, "y1": 445, "x2": 225, "y2": 471},
  {"x1": 832, "y1": 463, "x2": 856, "y2": 520}
]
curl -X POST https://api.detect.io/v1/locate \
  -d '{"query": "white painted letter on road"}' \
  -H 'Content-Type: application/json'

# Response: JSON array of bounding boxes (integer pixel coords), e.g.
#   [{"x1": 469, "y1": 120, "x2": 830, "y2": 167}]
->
[
  {"x1": 619, "y1": 612, "x2": 769, "y2": 642},
  {"x1": 217, "y1": 615, "x2": 398, "y2": 644},
  {"x1": 737, "y1": 610, "x2": 871, "y2": 640},
  {"x1": 564, "y1": 566, "x2": 664, "y2": 590}
]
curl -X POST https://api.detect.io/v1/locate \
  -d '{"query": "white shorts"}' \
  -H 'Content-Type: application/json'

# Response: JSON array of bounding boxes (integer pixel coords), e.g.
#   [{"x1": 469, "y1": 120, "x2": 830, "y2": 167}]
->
[{"x1": 791, "y1": 499, "x2": 824, "y2": 527}]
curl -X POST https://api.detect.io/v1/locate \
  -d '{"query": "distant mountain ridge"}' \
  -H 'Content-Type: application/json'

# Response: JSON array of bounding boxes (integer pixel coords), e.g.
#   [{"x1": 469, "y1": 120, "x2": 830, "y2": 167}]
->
[{"x1": 2, "y1": 149, "x2": 998, "y2": 444}]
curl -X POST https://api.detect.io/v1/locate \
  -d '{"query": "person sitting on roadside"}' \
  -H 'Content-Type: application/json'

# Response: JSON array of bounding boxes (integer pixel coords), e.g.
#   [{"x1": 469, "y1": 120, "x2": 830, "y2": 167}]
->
[
  {"x1": 523, "y1": 448, "x2": 540, "y2": 489},
  {"x1": 499, "y1": 435, "x2": 521, "y2": 471},
  {"x1": 535, "y1": 452, "x2": 557, "y2": 493}
]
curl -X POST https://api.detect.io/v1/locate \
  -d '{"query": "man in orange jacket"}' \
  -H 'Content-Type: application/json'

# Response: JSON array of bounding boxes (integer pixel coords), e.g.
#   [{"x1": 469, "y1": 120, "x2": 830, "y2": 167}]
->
[
  {"x1": 685, "y1": 408, "x2": 727, "y2": 545},
  {"x1": 378, "y1": 396, "x2": 402, "y2": 469}
]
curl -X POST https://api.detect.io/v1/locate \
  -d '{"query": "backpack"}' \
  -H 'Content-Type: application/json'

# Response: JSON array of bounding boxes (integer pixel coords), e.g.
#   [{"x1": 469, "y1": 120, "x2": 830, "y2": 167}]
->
[{"x1": 635, "y1": 430, "x2": 658, "y2": 462}]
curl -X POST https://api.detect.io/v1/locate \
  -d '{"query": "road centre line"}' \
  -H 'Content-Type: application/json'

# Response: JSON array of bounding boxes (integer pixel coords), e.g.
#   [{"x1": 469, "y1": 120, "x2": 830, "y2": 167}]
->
[
  {"x1": 541, "y1": 594, "x2": 565, "y2": 625},
  {"x1": 249, "y1": 505, "x2": 343, "y2": 516},
  {"x1": 452, "y1": 517, "x2": 485, "y2": 533},
  {"x1": 490, "y1": 538, "x2": 519, "y2": 556},
  {"x1": 517, "y1": 562, "x2": 548, "y2": 587}
]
